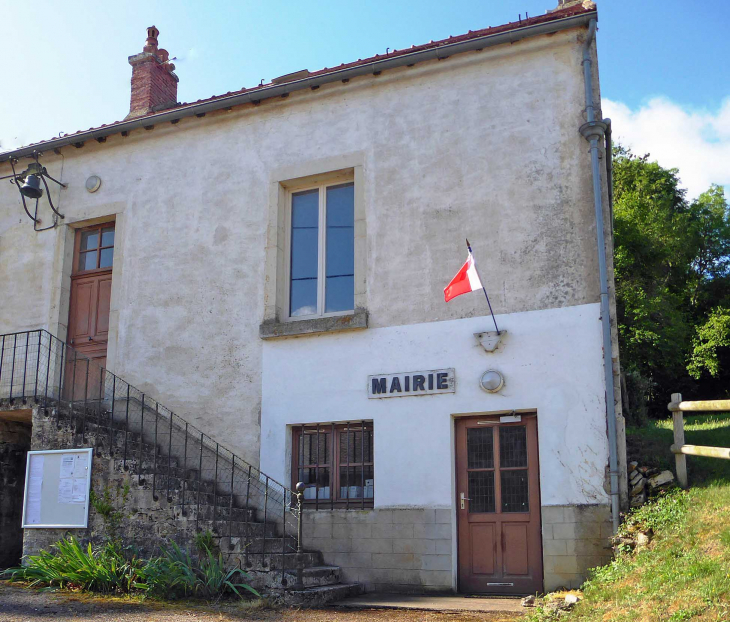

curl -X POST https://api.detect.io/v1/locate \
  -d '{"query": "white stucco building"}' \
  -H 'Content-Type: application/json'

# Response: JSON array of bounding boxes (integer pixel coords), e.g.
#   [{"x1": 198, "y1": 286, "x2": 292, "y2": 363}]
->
[{"x1": 0, "y1": 0, "x2": 626, "y2": 595}]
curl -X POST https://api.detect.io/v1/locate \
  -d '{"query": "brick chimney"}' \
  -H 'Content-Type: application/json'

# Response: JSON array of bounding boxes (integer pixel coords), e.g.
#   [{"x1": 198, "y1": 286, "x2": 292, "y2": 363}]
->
[{"x1": 125, "y1": 26, "x2": 178, "y2": 119}]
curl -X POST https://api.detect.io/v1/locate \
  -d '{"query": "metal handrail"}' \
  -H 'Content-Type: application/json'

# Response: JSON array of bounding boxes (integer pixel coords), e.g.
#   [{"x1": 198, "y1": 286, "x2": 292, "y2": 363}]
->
[{"x1": 0, "y1": 329, "x2": 305, "y2": 587}]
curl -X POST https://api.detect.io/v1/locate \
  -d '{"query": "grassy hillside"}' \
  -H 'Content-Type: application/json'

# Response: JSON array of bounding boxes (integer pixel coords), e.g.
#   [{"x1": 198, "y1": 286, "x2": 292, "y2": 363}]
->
[
  {"x1": 626, "y1": 413, "x2": 730, "y2": 485},
  {"x1": 529, "y1": 413, "x2": 730, "y2": 621}
]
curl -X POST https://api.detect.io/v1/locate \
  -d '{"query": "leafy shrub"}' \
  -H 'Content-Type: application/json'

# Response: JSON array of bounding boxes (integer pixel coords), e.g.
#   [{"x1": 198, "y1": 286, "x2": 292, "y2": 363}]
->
[
  {"x1": 138, "y1": 541, "x2": 259, "y2": 601},
  {"x1": 4, "y1": 536, "x2": 259, "y2": 602},
  {"x1": 4, "y1": 536, "x2": 142, "y2": 594}
]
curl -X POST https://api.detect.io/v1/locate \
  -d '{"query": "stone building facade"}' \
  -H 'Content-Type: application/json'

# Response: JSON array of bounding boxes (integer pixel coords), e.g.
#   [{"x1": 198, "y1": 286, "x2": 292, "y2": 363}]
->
[{"x1": 0, "y1": 1, "x2": 626, "y2": 594}]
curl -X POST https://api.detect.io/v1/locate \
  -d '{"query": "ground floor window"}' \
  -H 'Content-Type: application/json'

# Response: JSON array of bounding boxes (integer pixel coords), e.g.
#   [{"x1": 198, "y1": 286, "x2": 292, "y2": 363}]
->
[{"x1": 292, "y1": 422, "x2": 373, "y2": 509}]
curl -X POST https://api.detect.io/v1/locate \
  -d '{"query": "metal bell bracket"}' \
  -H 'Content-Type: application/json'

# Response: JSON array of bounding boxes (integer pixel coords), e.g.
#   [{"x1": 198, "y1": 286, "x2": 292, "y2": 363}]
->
[{"x1": 8, "y1": 151, "x2": 67, "y2": 231}]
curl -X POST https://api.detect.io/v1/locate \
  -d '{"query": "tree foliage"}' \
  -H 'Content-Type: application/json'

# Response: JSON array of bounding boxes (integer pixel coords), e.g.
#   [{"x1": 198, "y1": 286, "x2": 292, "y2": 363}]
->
[{"x1": 613, "y1": 148, "x2": 730, "y2": 420}]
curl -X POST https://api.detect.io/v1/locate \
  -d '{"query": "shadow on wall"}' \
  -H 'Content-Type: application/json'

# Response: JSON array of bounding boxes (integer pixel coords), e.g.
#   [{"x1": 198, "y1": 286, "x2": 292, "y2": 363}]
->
[{"x1": 0, "y1": 416, "x2": 32, "y2": 568}]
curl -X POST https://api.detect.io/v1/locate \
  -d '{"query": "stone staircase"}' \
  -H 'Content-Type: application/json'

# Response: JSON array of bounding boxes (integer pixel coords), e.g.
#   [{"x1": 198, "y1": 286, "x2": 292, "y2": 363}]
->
[{"x1": 1, "y1": 329, "x2": 362, "y2": 605}]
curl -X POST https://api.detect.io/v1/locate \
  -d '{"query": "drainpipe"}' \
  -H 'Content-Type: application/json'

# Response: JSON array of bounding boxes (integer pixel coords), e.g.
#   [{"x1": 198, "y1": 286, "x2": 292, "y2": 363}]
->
[{"x1": 579, "y1": 18, "x2": 620, "y2": 533}]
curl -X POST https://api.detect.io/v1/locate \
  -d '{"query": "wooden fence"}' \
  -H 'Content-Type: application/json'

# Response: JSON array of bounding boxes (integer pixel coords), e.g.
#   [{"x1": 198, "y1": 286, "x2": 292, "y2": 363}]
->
[{"x1": 668, "y1": 393, "x2": 730, "y2": 488}]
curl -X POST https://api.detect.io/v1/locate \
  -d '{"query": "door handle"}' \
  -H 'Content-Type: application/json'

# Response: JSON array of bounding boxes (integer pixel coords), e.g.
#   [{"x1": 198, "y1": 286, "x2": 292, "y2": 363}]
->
[{"x1": 460, "y1": 492, "x2": 471, "y2": 510}]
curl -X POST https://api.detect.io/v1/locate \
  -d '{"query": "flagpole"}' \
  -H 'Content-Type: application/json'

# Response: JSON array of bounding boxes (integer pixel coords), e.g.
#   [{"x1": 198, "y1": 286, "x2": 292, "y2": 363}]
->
[{"x1": 466, "y1": 238, "x2": 500, "y2": 334}]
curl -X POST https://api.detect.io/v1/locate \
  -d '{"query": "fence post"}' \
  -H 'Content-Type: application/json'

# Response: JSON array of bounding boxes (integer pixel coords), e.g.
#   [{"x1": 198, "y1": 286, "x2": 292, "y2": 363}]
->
[{"x1": 671, "y1": 392, "x2": 688, "y2": 489}]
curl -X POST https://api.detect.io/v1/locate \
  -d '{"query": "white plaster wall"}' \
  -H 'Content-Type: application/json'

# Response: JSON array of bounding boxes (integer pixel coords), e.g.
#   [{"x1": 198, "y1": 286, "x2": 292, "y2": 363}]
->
[
  {"x1": 0, "y1": 27, "x2": 604, "y2": 464},
  {"x1": 261, "y1": 302, "x2": 610, "y2": 508}
]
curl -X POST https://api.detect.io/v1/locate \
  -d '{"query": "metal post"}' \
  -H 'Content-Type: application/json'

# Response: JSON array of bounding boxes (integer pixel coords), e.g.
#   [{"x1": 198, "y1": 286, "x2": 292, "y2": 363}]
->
[
  {"x1": 22, "y1": 332, "x2": 29, "y2": 402},
  {"x1": 181, "y1": 422, "x2": 188, "y2": 515},
  {"x1": 262, "y1": 475, "x2": 269, "y2": 568},
  {"x1": 361, "y1": 420, "x2": 366, "y2": 510},
  {"x1": 34, "y1": 329, "x2": 41, "y2": 400},
  {"x1": 152, "y1": 403, "x2": 159, "y2": 500},
  {"x1": 123, "y1": 384, "x2": 130, "y2": 471},
  {"x1": 244, "y1": 464, "x2": 252, "y2": 569},
  {"x1": 228, "y1": 455, "x2": 235, "y2": 550},
  {"x1": 0, "y1": 335, "x2": 5, "y2": 391},
  {"x1": 9, "y1": 334, "x2": 17, "y2": 402},
  {"x1": 212, "y1": 444, "x2": 219, "y2": 532},
  {"x1": 281, "y1": 486, "x2": 287, "y2": 583},
  {"x1": 138, "y1": 394, "x2": 145, "y2": 485},
  {"x1": 330, "y1": 423, "x2": 335, "y2": 510},
  {"x1": 315, "y1": 425, "x2": 320, "y2": 511},
  {"x1": 294, "y1": 482, "x2": 305, "y2": 590},
  {"x1": 43, "y1": 333, "x2": 52, "y2": 407},
  {"x1": 109, "y1": 376, "x2": 115, "y2": 456},
  {"x1": 166, "y1": 413, "x2": 173, "y2": 501},
  {"x1": 69, "y1": 350, "x2": 77, "y2": 426},
  {"x1": 98, "y1": 360, "x2": 104, "y2": 416},
  {"x1": 346, "y1": 421, "x2": 351, "y2": 509},
  {"x1": 81, "y1": 359, "x2": 90, "y2": 441},
  {"x1": 671, "y1": 393, "x2": 688, "y2": 488},
  {"x1": 196, "y1": 432, "x2": 203, "y2": 532},
  {"x1": 57, "y1": 345, "x2": 65, "y2": 407}
]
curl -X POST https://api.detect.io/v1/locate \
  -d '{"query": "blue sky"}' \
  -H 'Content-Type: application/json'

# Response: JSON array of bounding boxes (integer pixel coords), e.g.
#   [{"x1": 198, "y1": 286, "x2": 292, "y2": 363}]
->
[{"x1": 1, "y1": 0, "x2": 728, "y2": 197}]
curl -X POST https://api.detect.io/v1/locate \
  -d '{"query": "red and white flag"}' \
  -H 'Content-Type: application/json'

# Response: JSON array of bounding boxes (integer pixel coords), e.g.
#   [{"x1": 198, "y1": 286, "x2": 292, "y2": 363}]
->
[{"x1": 444, "y1": 250, "x2": 483, "y2": 302}]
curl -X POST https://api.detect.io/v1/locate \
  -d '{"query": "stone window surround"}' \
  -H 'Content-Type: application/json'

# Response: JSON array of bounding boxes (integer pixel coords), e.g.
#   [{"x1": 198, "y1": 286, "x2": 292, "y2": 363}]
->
[{"x1": 260, "y1": 154, "x2": 367, "y2": 339}]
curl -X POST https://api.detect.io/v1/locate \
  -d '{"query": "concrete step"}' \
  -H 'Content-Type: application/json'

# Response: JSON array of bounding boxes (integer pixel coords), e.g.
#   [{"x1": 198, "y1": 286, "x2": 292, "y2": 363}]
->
[
  {"x1": 228, "y1": 550, "x2": 322, "y2": 572},
  {"x1": 221, "y1": 535, "x2": 297, "y2": 554},
  {"x1": 273, "y1": 583, "x2": 364, "y2": 607},
  {"x1": 245, "y1": 565, "x2": 341, "y2": 591}
]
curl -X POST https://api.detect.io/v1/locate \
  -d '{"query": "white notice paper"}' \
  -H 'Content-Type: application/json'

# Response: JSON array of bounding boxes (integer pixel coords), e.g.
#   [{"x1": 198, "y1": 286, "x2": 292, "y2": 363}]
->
[
  {"x1": 26, "y1": 455, "x2": 44, "y2": 525},
  {"x1": 75, "y1": 453, "x2": 89, "y2": 473},
  {"x1": 71, "y1": 478, "x2": 88, "y2": 504},
  {"x1": 58, "y1": 478, "x2": 74, "y2": 504},
  {"x1": 60, "y1": 455, "x2": 75, "y2": 478}
]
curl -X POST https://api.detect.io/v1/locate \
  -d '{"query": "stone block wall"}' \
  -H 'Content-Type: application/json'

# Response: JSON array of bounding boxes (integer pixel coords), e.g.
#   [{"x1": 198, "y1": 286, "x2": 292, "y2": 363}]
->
[
  {"x1": 541, "y1": 504, "x2": 613, "y2": 590},
  {"x1": 22, "y1": 406, "x2": 195, "y2": 561},
  {"x1": 302, "y1": 507, "x2": 453, "y2": 593},
  {"x1": 0, "y1": 417, "x2": 32, "y2": 568}
]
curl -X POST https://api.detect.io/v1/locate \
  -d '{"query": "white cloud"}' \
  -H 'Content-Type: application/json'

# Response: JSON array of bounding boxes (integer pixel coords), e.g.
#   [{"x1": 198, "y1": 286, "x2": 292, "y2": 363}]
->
[{"x1": 603, "y1": 97, "x2": 730, "y2": 200}]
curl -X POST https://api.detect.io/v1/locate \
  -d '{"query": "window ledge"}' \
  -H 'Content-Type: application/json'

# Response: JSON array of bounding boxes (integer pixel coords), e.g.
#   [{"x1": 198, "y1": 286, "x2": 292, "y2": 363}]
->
[{"x1": 259, "y1": 308, "x2": 368, "y2": 340}]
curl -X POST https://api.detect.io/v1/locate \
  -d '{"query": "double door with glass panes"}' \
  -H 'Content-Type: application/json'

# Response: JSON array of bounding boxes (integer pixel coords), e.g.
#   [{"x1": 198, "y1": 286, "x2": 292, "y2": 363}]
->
[{"x1": 455, "y1": 415, "x2": 542, "y2": 594}]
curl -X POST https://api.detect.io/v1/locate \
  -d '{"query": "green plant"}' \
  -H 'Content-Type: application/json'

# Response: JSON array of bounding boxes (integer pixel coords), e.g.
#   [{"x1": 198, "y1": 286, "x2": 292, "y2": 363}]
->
[
  {"x1": 3, "y1": 536, "x2": 143, "y2": 594},
  {"x1": 138, "y1": 541, "x2": 259, "y2": 601},
  {"x1": 90, "y1": 480, "x2": 131, "y2": 548},
  {"x1": 194, "y1": 529, "x2": 218, "y2": 556}
]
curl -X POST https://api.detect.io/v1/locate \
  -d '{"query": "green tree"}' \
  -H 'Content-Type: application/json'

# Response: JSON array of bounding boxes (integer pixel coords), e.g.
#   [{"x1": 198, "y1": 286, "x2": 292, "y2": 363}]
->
[{"x1": 612, "y1": 149, "x2": 730, "y2": 421}]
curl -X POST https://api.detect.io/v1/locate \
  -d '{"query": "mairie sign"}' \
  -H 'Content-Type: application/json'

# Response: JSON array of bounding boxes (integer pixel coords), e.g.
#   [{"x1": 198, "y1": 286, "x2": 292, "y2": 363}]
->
[{"x1": 367, "y1": 369, "x2": 455, "y2": 399}]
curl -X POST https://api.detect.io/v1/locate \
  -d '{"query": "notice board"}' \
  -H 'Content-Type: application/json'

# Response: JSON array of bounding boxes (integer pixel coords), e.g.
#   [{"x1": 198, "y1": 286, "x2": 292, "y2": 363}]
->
[{"x1": 22, "y1": 448, "x2": 93, "y2": 529}]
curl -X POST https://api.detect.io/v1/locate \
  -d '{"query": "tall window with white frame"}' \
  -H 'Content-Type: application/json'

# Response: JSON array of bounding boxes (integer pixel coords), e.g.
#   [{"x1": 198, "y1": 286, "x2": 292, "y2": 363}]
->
[{"x1": 289, "y1": 182, "x2": 354, "y2": 318}]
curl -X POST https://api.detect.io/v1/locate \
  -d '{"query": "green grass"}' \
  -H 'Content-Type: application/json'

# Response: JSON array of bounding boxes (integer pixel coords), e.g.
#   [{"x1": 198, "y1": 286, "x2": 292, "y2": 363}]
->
[
  {"x1": 626, "y1": 412, "x2": 730, "y2": 485},
  {"x1": 527, "y1": 414, "x2": 730, "y2": 621}
]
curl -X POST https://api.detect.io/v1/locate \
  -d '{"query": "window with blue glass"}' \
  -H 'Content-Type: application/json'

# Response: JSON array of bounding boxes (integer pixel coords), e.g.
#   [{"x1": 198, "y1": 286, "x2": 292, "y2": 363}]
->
[{"x1": 289, "y1": 181, "x2": 355, "y2": 318}]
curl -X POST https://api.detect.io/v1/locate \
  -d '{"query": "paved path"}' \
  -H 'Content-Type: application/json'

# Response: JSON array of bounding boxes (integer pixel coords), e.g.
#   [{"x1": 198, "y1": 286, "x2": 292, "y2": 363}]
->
[
  {"x1": 336, "y1": 593, "x2": 524, "y2": 613},
  {"x1": 0, "y1": 583, "x2": 523, "y2": 622}
]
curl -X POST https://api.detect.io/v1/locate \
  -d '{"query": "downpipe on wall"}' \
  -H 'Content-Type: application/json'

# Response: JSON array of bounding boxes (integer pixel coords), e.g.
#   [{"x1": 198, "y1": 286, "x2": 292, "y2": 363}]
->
[{"x1": 580, "y1": 18, "x2": 620, "y2": 533}]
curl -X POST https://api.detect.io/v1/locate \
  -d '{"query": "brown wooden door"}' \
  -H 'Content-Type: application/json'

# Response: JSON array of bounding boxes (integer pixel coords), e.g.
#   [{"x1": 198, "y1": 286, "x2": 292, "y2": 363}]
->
[
  {"x1": 456, "y1": 414, "x2": 542, "y2": 595},
  {"x1": 66, "y1": 223, "x2": 115, "y2": 400}
]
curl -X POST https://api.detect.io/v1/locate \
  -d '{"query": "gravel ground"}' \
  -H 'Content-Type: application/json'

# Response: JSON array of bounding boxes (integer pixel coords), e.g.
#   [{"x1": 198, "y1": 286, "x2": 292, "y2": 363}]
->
[{"x1": 0, "y1": 583, "x2": 522, "y2": 622}]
